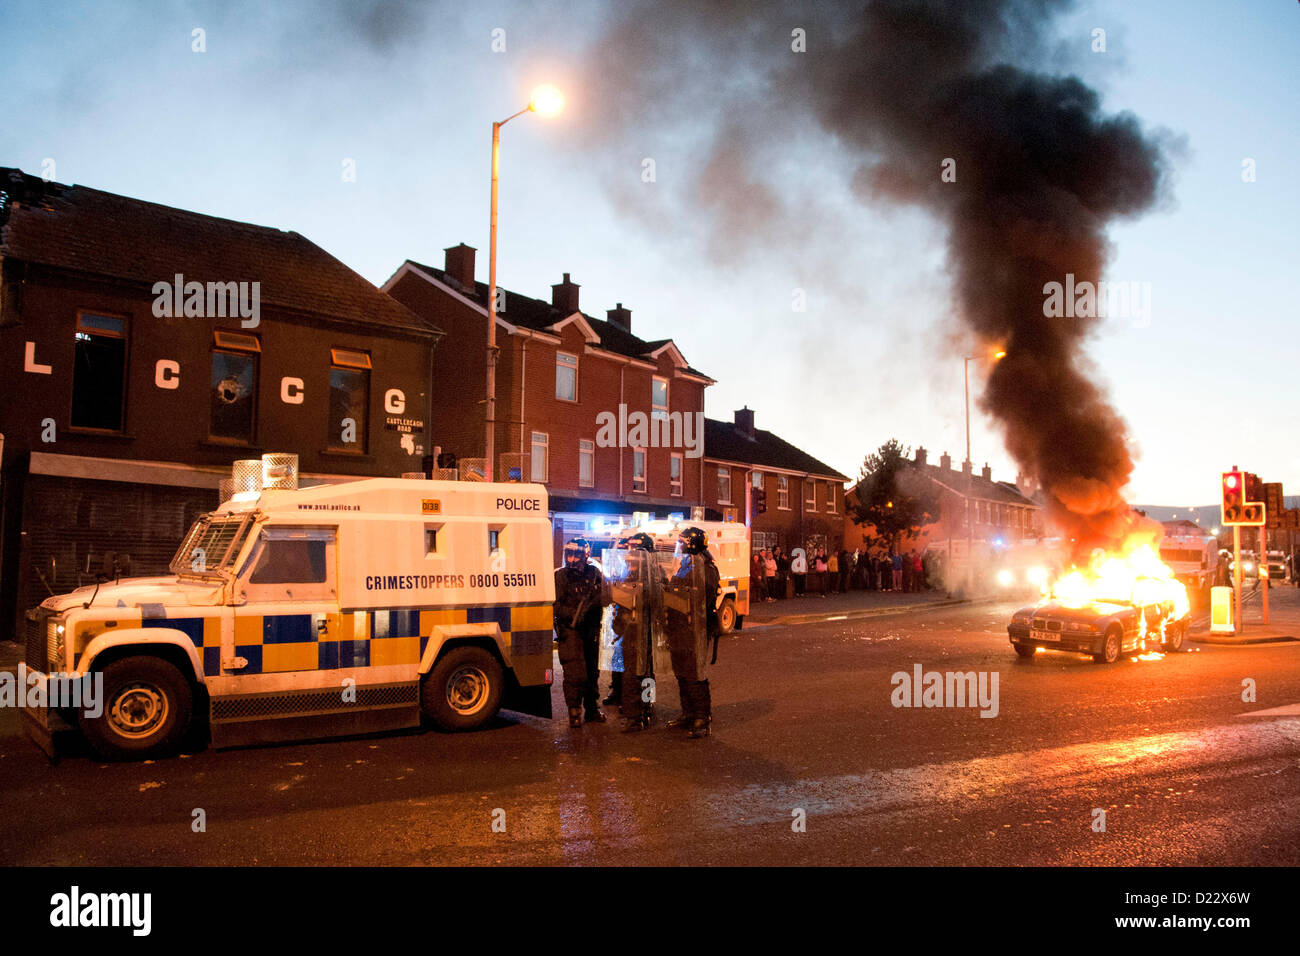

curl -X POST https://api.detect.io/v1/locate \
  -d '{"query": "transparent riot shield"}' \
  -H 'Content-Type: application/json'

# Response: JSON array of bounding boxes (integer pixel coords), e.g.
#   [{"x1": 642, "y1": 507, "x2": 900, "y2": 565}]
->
[
  {"x1": 659, "y1": 551, "x2": 710, "y2": 681},
  {"x1": 597, "y1": 548, "x2": 641, "y2": 675}
]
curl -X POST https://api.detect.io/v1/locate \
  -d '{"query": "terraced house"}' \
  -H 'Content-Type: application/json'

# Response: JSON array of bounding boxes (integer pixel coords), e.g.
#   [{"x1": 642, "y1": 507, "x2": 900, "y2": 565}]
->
[
  {"x1": 0, "y1": 167, "x2": 440, "y2": 638},
  {"x1": 384, "y1": 245, "x2": 715, "y2": 556}
]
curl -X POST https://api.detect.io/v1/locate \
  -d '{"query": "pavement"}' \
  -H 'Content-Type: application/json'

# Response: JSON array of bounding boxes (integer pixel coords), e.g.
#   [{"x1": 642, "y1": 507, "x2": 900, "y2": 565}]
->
[{"x1": 1188, "y1": 577, "x2": 1300, "y2": 645}]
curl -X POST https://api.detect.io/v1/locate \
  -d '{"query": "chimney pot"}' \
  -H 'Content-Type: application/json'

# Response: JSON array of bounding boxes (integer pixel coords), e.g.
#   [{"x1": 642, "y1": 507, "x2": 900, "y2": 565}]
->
[
  {"x1": 962, "y1": 459, "x2": 972, "y2": 476},
  {"x1": 734, "y1": 406, "x2": 755, "y2": 439},
  {"x1": 914, "y1": 446, "x2": 927, "y2": 466},
  {"x1": 939, "y1": 452, "x2": 952, "y2": 471},
  {"x1": 552, "y1": 273, "x2": 580, "y2": 314},
  {"x1": 443, "y1": 243, "x2": 476, "y2": 292},
  {"x1": 607, "y1": 302, "x2": 632, "y2": 332},
  {"x1": 981, "y1": 462, "x2": 992, "y2": 481}
]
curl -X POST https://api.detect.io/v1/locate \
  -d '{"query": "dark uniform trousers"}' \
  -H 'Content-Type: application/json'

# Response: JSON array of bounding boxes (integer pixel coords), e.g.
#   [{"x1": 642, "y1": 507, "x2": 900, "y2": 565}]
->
[
  {"x1": 556, "y1": 625, "x2": 588, "y2": 711},
  {"x1": 668, "y1": 633, "x2": 710, "y2": 721}
]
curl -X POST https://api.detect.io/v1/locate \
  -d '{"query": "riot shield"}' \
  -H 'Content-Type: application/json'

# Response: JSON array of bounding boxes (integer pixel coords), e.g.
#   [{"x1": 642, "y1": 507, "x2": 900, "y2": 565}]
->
[{"x1": 659, "y1": 551, "x2": 710, "y2": 681}]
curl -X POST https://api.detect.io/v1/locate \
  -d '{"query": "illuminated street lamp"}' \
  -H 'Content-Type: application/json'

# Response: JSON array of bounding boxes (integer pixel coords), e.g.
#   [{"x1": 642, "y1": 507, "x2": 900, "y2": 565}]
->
[
  {"x1": 484, "y1": 84, "x2": 564, "y2": 481},
  {"x1": 964, "y1": 349, "x2": 1005, "y2": 469}
]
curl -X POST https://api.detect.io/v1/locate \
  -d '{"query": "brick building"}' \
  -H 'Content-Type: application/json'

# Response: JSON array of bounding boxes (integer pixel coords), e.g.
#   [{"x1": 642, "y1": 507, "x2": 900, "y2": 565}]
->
[
  {"x1": 0, "y1": 167, "x2": 441, "y2": 637},
  {"x1": 703, "y1": 408, "x2": 848, "y2": 556},
  {"x1": 383, "y1": 246, "x2": 714, "y2": 555},
  {"x1": 843, "y1": 447, "x2": 1044, "y2": 567}
]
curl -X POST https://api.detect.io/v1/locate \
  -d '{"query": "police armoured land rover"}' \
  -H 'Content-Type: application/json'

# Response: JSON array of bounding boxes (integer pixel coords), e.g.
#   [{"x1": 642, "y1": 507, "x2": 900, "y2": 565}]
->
[{"x1": 22, "y1": 474, "x2": 556, "y2": 759}]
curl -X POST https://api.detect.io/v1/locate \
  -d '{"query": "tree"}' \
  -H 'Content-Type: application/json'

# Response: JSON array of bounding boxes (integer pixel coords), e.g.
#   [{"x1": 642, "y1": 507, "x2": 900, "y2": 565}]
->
[{"x1": 850, "y1": 439, "x2": 943, "y2": 551}]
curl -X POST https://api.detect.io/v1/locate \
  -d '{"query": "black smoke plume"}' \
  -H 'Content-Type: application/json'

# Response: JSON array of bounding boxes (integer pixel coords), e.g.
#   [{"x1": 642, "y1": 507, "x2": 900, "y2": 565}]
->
[{"x1": 570, "y1": 0, "x2": 1176, "y2": 554}]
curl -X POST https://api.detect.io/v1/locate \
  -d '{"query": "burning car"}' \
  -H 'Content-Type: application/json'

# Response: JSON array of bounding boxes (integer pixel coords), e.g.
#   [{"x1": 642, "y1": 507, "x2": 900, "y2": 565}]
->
[{"x1": 1007, "y1": 544, "x2": 1191, "y2": 664}]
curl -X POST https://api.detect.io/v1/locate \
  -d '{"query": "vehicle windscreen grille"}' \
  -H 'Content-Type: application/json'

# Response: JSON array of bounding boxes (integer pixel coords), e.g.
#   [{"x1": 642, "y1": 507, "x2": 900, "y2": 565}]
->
[
  {"x1": 172, "y1": 515, "x2": 249, "y2": 575},
  {"x1": 25, "y1": 611, "x2": 48, "y2": 673}
]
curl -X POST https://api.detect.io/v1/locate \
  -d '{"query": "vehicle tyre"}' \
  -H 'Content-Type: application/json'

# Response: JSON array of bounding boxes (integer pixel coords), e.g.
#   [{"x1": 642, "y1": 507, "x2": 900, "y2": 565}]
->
[
  {"x1": 79, "y1": 656, "x2": 193, "y2": 760},
  {"x1": 1013, "y1": 643, "x2": 1036, "y2": 659},
  {"x1": 1163, "y1": 621, "x2": 1186, "y2": 653},
  {"x1": 1093, "y1": 627, "x2": 1122, "y2": 664},
  {"x1": 422, "y1": 645, "x2": 503, "y2": 731},
  {"x1": 717, "y1": 597, "x2": 737, "y2": 634}
]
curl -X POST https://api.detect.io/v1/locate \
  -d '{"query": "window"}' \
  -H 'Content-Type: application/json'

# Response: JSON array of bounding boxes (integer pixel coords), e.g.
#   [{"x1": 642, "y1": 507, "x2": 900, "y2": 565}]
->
[
  {"x1": 633, "y1": 448, "x2": 647, "y2": 493},
  {"x1": 827, "y1": 482, "x2": 837, "y2": 514},
  {"x1": 752, "y1": 471, "x2": 764, "y2": 489},
  {"x1": 717, "y1": 467, "x2": 732, "y2": 505},
  {"x1": 531, "y1": 432, "x2": 549, "y2": 483},
  {"x1": 651, "y1": 377, "x2": 669, "y2": 419},
  {"x1": 249, "y1": 538, "x2": 327, "y2": 584},
  {"x1": 777, "y1": 475, "x2": 790, "y2": 510},
  {"x1": 329, "y1": 349, "x2": 371, "y2": 451},
  {"x1": 489, "y1": 528, "x2": 501, "y2": 551},
  {"x1": 425, "y1": 528, "x2": 439, "y2": 554},
  {"x1": 805, "y1": 480, "x2": 816, "y2": 511},
  {"x1": 579, "y1": 439, "x2": 594, "y2": 488},
  {"x1": 71, "y1": 312, "x2": 128, "y2": 431},
  {"x1": 556, "y1": 352, "x2": 578, "y2": 402},
  {"x1": 670, "y1": 454, "x2": 683, "y2": 496},
  {"x1": 209, "y1": 331, "x2": 260, "y2": 443},
  {"x1": 240, "y1": 527, "x2": 337, "y2": 604}
]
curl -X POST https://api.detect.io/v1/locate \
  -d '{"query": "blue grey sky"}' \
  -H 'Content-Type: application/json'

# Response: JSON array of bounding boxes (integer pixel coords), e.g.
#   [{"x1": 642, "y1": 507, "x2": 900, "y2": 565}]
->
[{"x1": 4, "y1": 0, "x2": 1296, "y2": 507}]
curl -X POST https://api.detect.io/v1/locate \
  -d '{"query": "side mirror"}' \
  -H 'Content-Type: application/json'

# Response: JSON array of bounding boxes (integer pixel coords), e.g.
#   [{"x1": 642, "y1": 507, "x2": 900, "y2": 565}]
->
[
  {"x1": 116, "y1": 553, "x2": 132, "y2": 577},
  {"x1": 101, "y1": 551, "x2": 117, "y2": 577}
]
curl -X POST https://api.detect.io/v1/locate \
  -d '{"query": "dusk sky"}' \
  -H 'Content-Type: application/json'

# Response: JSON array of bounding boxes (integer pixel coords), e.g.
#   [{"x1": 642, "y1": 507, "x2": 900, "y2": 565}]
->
[{"x1": 4, "y1": 0, "x2": 1296, "y2": 507}]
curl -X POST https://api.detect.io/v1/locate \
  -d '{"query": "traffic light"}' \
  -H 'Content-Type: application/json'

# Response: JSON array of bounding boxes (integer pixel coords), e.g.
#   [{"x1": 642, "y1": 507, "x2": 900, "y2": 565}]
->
[
  {"x1": 1222, "y1": 469, "x2": 1264, "y2": 526},
  {"x1": 754, "y1": 488, "x2": 767, "y2": 514}
]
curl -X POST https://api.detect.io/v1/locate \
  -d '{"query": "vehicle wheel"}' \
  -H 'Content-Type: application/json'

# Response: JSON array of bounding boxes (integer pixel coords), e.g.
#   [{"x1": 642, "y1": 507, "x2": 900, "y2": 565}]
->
[
  {"x1": 421, "y1": 645, "x2": 503, "y2": 731},
  {"x1": 1093, "y1": 627, "x2": 1122, "y2": 664},
  {"x1": 79, "y1": 656, "x2": 193, "y2": 760},
  {"x1": 717, "y1": 597, "x2": 737, "y2": 634},
  {"x1": 1163, "y1": 622, "x2": 1186, "y2": 653},
  {"x1": 1013, "y1": 643, "x2": 1036, "y2": 659}
]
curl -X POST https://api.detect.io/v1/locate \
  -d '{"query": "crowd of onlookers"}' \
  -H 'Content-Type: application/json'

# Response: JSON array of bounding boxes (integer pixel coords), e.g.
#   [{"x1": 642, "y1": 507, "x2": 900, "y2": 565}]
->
[{"x1": 749, "y1": 546, "x2": 945, "y2": 602}]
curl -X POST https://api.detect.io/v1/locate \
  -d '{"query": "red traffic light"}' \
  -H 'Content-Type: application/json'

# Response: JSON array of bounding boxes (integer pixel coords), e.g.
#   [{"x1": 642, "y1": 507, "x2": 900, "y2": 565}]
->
[{"x1": 1224, "y1": 473, "x2": 1239, "y2": 490}]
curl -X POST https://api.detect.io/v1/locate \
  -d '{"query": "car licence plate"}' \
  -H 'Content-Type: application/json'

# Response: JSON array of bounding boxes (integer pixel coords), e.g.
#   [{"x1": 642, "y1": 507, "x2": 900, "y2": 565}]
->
[{"x1": 1030, "y1": 628, "x2": 1060, "y2": 642}]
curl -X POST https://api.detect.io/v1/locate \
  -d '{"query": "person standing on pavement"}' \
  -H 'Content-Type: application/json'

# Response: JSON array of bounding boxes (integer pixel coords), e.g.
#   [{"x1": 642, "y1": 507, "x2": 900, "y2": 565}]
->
[
  {"x1": 553, "y1": 538, "x2": 610, "y2": 728},
  {"x1": 764, "y1": 549, "x2": 778, "y2": 602},
  {"x1": 664, "y1": 527, "x2": 720, "y2": 738},
  {"x1": 891, "y1": 550, "x2": 904, "y2": 591},
  {"x1": 824, "y1": 550, "x2": 836, "y2": 597}
]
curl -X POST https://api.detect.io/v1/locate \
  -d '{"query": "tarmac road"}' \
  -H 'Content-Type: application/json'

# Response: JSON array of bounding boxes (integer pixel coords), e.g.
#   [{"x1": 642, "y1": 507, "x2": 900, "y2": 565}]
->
[{"x1": 1, "y1": 597, "x2": 1297, "y2": 866}]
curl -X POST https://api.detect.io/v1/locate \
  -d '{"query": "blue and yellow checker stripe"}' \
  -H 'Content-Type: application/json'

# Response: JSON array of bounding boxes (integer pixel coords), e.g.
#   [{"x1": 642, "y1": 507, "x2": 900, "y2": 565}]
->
[{"x1": 223, "y1": 604, "x2": 555, "y2": 675}]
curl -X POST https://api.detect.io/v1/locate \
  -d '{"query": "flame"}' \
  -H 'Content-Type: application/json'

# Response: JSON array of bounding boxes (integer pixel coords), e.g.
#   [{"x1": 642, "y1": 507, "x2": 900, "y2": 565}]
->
[{"x1": 1043, "y1": 537, "x2": 1190, "y2": 620}]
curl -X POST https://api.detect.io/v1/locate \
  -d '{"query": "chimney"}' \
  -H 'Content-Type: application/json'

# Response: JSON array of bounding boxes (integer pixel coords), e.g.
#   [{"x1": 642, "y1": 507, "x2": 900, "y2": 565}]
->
[
  {"x1": 939, "y1": 452, "x2": 952, "y2": 471},
  {"x1": 552, "y1": 273, "x2": 580, "y2": 314},
  {"x1": 443, "y1": 243, "x2": 476, "y2": 291},
  {"x1": 607, "y1": 302, "x2": 632, "y2": 332},
  {"x1": 734, "y1": 406, "x2": 755, "y2": 439},
  {"x1": 962, "y1": 459, "x2": 972, "y2": 476},
  {"x1": 981, "y1": 462, "x2": 992, "y2": 481},
  {"x1": 914, "y1": 446, "x2": 927, "y2": 466}
]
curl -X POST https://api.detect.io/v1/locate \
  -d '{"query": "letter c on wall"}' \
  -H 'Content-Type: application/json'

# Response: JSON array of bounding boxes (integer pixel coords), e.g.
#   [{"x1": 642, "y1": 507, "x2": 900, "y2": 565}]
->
[
  {"x1": 384, "y1": 388, "x2": 406, "y2": 414},
  {"x1": 156, "y1": 359, "x2": 180, "y2": 389},
  {"x1": 281, "y1": 377, "x2": 305, "y2": 405}
]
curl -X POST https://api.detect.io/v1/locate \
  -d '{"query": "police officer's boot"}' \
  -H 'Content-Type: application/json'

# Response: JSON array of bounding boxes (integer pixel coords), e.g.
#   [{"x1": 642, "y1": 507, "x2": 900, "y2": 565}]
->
[
  {"x1": 667, "y1": 678, "x2": 694, "y2": 729},
  {"x1": 568, "y1": 706, "x2": 582, "y2": 728},
  {"x1": 688, "y1": 681, "x2": 712, "y2": 738},
  {"x1": 604, "y1": 671, "x2": 622, "y2": 706},
  {"x1": 585, "y1": 705, "x2": 606, "y2": 723}
]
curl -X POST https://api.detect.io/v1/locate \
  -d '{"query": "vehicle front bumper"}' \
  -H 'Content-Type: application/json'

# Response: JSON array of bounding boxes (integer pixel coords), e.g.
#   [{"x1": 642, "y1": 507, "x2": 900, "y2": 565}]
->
[{"x1": 1007, "y1": 622, "x2": 1104, "y2": 655}]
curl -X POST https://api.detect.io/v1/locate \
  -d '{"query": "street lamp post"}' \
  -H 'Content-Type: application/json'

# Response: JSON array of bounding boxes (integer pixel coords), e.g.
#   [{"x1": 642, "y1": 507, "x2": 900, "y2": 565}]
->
[{"x1": 484, "y1": 84, "x2": 563, "y2": 481}]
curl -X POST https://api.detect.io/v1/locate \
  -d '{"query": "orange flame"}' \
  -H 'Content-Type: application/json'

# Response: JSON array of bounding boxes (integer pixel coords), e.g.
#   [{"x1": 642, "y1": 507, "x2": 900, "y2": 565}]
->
[{"x1": 1044, "y1": 536, "x2": 1190, "y2": 620}]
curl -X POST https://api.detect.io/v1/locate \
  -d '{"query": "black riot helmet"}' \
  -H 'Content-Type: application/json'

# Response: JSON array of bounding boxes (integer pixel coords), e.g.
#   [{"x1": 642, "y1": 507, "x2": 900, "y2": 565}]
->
[
  {"x1": 563, "y1": 539, "x2": 587, "y2": 570},
  {"x1": 677, "y1": 526, "x2": 708, "y2": 555},
  {"x1": 619, "y1": 532, "x2": 656, "y2": 553}
]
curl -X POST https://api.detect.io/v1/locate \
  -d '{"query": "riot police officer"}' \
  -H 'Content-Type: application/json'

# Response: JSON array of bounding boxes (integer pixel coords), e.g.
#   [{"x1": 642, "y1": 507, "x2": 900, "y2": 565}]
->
[
  {"x1": 664, "y1": 526, "x2": 721, "y2": 738},
  {"x1": 554, "y1": 538, "x2": 609, "y2": 727},
  {"x1": 608, "y1": 532, "x2": 666, "y2": 732}
]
